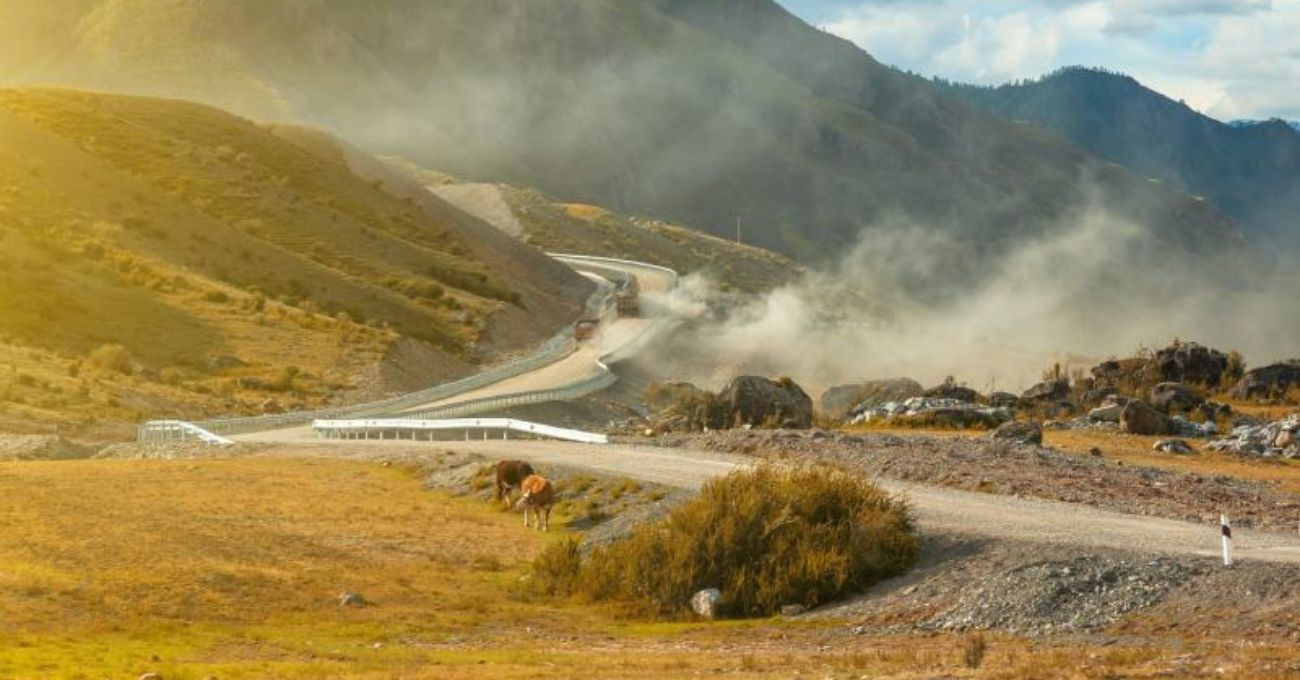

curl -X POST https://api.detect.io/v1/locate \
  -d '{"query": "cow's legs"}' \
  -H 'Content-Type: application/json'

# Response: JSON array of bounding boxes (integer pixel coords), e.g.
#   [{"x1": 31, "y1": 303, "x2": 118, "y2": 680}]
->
[
  {"x1": 541, "y1": 506, "x2": 551, "y2": 532},
  {"x1": 522, "y1": 505, "x2": 531, "y2": 528}
]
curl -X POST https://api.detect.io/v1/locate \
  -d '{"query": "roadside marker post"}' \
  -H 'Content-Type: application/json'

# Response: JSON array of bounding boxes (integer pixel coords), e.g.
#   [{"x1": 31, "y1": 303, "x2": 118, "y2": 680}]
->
[{"x1": 1221, "y1": 514, "x2": 1233, "y2": 567}]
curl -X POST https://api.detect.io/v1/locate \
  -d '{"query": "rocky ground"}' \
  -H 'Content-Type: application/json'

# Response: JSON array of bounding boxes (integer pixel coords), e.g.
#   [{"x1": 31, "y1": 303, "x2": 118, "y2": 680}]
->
[{"x1": 630, "y1": 429, "x2": 1300, "y2": 531}]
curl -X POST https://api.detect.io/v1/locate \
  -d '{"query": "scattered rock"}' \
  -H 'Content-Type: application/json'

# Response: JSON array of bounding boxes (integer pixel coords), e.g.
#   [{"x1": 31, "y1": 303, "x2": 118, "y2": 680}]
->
[
  {"x1": 780, "y1": 604, "x2": 808, "y2": 617},
  {"x1": 338, "y1": 591, "x2": 368, "y2": 607},
  {"x1": 986, "y1": 392, "x2": 1020, "y2": 408},
  {"x1": 925, "y1": 381, "x2": 980, "y2": 402},
  {"x1": 1230, "y1": 361, "x2": 1300, "y2": 401},
  {"x1": 1149, "y1": 382, "x2": 1205, "y2": 413},
  {"x1": 1153, "y1": 439, "x2": 1193, "y2": 455},
  {"x1": 690, "y1": 588, "x2": 722, "y2": 620},
  {"x1": 1120, "y1": 400, "x2": 1171, "y2": 436},
  {"x1": 821, "y1": 378, "x2": 924, "y2": 417},
  {"x1": 1089, "y1": 404, "x2": 1124, "y2": 423},
  {"x1": 718, "y1": 376, "x2": 813, "y2": 429},
  {"x1": 1020, "y1": 379, "x2": 1070, "y2": 404},
  {"x1": 1207, "y1": 413, "x2": 1300, "y2": 458},
  {"x1": 1155, "y1": 342, "x2": 1229, "y2": 387},
  {"x1": 989, "y1": 420, "x2": 1043, "y2": 446},
  {"x1": 849, "y1": 397, "x2": 1010, "y2": 428}
]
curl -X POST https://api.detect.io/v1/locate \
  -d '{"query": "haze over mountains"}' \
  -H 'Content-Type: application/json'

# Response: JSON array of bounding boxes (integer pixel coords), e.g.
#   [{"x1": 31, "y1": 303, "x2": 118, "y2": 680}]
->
[
  {"x1": 0, "y1": 0, "x2": 1242, "y2": 276},
  {"x1": 940, "y1": 67, "x2": 1300, "y2": 255}
]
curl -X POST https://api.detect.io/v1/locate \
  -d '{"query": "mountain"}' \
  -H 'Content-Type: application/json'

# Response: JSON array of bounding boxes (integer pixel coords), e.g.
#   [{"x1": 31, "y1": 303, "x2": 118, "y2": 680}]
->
[
  {"x1": 1230, "y1": 120, "x2": 1300, "y2": 133},
  {"x1": 0, "y1": 87, "x2": 591, "y2": 437},
  {"x1": 939, "y1": 67, "x2": 1300, "y2": 252},
  {"x1": 0, "y1": 0, "x2": 1242, "y2": 282}
]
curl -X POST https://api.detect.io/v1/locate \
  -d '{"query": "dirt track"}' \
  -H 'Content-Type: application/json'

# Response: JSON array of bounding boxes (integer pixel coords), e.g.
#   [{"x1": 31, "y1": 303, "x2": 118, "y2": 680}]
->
[{"x1": 261, "y1": 438, "x2": 1300, "y2": 565}]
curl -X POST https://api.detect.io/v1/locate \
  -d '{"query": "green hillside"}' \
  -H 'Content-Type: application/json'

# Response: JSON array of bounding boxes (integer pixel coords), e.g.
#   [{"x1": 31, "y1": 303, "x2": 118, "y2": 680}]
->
[{"x1": 0, "y1": 88, "x2": 590, "y2": 438}]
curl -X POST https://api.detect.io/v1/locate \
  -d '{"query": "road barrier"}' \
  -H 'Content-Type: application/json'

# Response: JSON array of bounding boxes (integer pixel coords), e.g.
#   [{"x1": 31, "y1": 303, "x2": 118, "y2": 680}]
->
[
  {"x1": 313, "y1": 417, "x2": 608, "y2": 444},
  {"x1": 136, "y1": 420, "x2": 234, "y2": 446}
]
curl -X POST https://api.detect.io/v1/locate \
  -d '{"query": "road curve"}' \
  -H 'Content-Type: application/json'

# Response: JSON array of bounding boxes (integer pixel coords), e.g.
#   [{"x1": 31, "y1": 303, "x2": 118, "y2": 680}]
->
[{"x1": 279, "y1": 438, "x2": 1300, "y2": 565}]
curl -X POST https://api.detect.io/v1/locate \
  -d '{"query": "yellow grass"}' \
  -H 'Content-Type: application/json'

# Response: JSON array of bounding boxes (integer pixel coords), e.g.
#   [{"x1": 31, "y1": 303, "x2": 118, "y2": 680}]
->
[
  {"x1": 0, "y1": 456, "x2": 1294, "y2": 678},
  {"x1": 560, "y1": 203, "x2": 610, "y2": 221}
]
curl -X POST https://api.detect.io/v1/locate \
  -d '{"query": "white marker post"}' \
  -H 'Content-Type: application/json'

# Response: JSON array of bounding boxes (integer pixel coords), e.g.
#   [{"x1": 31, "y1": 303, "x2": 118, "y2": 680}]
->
[{"x1": 1221, "y1": 514, "x2": 1233, "y2": 567}]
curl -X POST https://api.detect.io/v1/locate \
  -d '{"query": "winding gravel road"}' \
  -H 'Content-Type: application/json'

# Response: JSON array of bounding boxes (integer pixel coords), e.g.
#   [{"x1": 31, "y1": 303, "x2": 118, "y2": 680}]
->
[{"x1": 280, "y1": 438, "x2": 1300, "y2": 565}]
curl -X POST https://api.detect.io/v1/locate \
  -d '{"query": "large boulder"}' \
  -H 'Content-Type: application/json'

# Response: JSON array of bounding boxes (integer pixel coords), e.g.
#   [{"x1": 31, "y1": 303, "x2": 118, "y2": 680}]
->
[
  {"x1": 1148, "y1": 382, "x2": 1205, "y2": 413},
  {"x1": 989, "y1": 420, "x2": 1043, "y2": 446},
  {"x1": 1020, "y1": 379, "x2": 1070, "y2": 404},
  {"x1": 1120, "y1": 400, "x2": 1171, "y2": 435},
  {"x1": 821, "y1": 378, "x2": 923, "y2": 418},
  {"x1": 718, "y1": 376, "x2": 813, "y2": 429},
  {"x1": 986, "y1": 392, "x2": 1021, "y2": 408},
  {"x1": 1154, "y1": 342, "x2": 1229, "y2": 387},
  {"x1": 1231, "y1": 361, "x2": 1300, "y2": 401}
]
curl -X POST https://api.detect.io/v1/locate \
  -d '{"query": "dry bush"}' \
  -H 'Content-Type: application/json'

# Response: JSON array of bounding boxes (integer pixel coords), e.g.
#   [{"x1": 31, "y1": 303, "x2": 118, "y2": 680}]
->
[
  {"x1": 531, "y1": 465, "x2": 919, "y2": 618},
  {"x1": 962, "y1": 633, "x2": 988, "y2": 669},
  {"x1": 87, "y1": 344, "x2": 133, "y2": 374}
]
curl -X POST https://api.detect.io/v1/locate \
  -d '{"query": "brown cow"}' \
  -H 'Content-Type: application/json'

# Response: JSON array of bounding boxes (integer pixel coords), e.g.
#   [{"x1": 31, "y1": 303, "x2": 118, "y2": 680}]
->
[
  {"x1": 514, "y1": 474, "x2": 556, "y2": 531},
  {"x1": 494, "y1": 460, "x2": 535, "y2": 506}
]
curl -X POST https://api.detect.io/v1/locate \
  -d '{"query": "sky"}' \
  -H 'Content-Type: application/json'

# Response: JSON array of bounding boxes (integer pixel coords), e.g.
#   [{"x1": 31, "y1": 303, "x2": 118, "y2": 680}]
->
[{"x1": 780, "y1": 0, "x2": 1300, "y2": 121}]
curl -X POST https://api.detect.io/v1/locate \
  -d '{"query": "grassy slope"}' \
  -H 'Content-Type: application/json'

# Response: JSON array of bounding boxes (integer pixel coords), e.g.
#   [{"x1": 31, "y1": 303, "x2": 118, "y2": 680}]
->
[
  {"x1": 0, "y1": 455, "x2": 1289, "y2": 678},
  {"x1": 0, "y1": 88, "x2": 588, "y2": 438}
]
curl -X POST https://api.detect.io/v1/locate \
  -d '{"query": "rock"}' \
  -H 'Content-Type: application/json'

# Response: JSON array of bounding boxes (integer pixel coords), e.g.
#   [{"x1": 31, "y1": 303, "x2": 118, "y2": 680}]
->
[
  {"x1": 1088, "y1": 404, "x2": 1124, "y2": 423},
  {"x1": 928, "y1": 408, "x2": 1008, "y2": 429},
  {"x1": 1120, "y1": 400, "x2": 1171, "y2": 436},
  {"x1": 1020, "y1": 379, "x2": 1070, "y2": 404},
  {"x1": 1277, "y1": 429, "x2": 1295, "y2": 449},
  {"x1": 1148, "y1": 382, "x2": 1204, "y2": 413},
  {"x1": 718, "y1": 376, "x2": 813, "y2": 429},
  {"x1": 924, "y1": 381, "x2": 979, "y2": 403},
  {"x1": 780, "y1": 604, "x2": 808, "y2": 617},
  {"x1": 690, "y1": 588, "x2": 722, "y2": 619},
  {"x1": 1154, "y1": 342, "x2": 1229, "y2": 387},
  {"x1": 206, "y1": 354, "x2": 245, "y2": 371},
  {"x1": 1154, "y1": 439, "x2": 1193, "y2": 454},
  {"x1": 1230, "y1": 360, "x2": 1300, "y2": 401},
  {"x1": 822, "y1": 378, "x2": 925, "y2": 417},
  {"x1": 989, "y1": 420, "x2": 1043, "y2": 446},
  {"x1": 338, "y1": 591, "x2": 367, "y2": 607},
  {"x1": 986, "y1": 392, "x2": 1020, "y2": 408},
  {"x1": 1080, "y1": 387, "x2": 1117, "y2": 407}
]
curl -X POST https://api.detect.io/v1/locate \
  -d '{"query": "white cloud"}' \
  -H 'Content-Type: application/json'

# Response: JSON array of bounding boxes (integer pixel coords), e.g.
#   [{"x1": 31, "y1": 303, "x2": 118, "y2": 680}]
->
[{"x1": 817, "y1": 0, "x2": 1300, "y2": 120}]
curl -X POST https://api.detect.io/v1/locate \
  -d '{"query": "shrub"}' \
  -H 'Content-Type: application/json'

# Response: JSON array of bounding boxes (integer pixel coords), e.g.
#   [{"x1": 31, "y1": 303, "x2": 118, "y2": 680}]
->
[
  {"x1": 87, "y1": 344, "x2": 134, "y2": 374},
  {"x1": 962, "y1": 633, "x2": 988, "y2": 669},
  {"x1": 531, "y1": 465, "x2": 919, "y2": 618}
]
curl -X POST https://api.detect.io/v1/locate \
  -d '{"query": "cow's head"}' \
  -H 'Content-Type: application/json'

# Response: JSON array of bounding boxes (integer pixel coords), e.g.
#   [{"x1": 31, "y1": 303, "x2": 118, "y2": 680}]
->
[{"x1": 514, "y1": 490, "x2": 533, "y2": 509}]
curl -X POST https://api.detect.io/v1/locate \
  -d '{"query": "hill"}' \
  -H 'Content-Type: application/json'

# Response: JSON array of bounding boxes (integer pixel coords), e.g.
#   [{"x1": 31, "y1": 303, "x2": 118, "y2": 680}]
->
[
  {"x1": 939, "y1": 67, "x2": 1300, "y2": 254},
  {"x1": 416, "y1": 170, "x2": 805, "y2": 296},
  {"x1": 0, "y1": 88, "x2": 591, "y2": 438},
  {"x1": 0, "y1": 0, "x2": 1243, "y2": 281}
]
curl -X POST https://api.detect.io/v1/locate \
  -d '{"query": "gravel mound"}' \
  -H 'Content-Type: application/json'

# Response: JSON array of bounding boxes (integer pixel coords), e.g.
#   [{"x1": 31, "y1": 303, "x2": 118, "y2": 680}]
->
[{"x1": 927, "y1": 554, "x2": 1203, "y2": 635}]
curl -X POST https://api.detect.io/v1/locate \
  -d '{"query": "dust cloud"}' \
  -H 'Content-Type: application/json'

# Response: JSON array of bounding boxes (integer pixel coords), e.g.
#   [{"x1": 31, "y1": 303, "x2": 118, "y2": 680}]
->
[{"x1": 643, "y1": 206, "x2": 1296, "y2": 396}]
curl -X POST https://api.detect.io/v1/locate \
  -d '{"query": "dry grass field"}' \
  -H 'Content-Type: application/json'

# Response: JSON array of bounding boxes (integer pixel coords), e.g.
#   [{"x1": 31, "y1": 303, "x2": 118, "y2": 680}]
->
[{"x1": 1, "y1": 455, "x2": 1297, "y2": 678}]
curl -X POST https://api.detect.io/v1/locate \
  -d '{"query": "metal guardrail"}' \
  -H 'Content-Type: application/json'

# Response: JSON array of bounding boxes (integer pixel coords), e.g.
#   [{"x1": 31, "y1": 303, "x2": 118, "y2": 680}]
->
[
  {"x1": 137, "y1": 420, "x2": 234, "y2": 446},
  {"x1": 138, "y1": 254, "x2": 677, "y2": 440},
  {"x1": 313, "y1": 417, "x2": 609, "y2": 445}
]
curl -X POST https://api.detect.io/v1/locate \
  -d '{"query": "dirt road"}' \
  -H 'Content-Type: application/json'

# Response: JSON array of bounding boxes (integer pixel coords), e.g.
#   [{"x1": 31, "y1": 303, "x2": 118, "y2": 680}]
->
[{"x1": 277, "y1": 438, "x2": 1300, "y2": 565}]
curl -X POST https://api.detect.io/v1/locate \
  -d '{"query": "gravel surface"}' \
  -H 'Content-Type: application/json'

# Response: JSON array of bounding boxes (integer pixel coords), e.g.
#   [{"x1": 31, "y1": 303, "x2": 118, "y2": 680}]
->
[{"x1": 639, "y1": 429, "x2": 1300, "y2": 532}]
